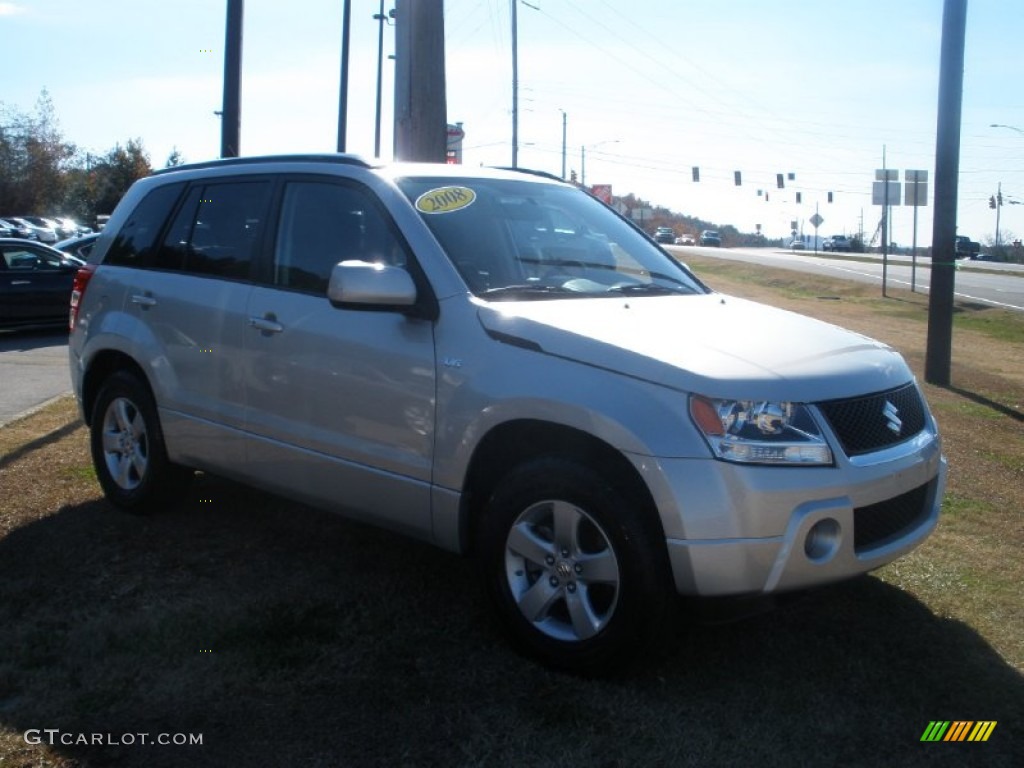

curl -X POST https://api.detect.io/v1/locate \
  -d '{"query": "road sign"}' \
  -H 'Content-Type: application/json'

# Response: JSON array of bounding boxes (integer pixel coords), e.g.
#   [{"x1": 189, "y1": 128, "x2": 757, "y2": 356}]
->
[
  {"x1": 590, "y1": 184, "x2": 612, "y2": 204},
  {"x1": 905, "y1": 169, "x2": 928, "y2": 207},
  {"x1": 809, "y1": 213, "x2": 824, "y2": 228},
  {"x1": 872, "y1": 181, "x2": 901, "y2": 206},
  {"x1": 905, "y1": 183, "x2": 928, "y2": 206}
]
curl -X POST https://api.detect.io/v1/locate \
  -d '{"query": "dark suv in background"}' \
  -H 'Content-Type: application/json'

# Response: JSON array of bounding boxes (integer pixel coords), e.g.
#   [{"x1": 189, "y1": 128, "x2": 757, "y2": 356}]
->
[
  {"x1": 822, "y1": 235, "x2": 851, "y2": 252},
  {"x1": 698, "y1": 230, "x2": 721, "y2": 247}
]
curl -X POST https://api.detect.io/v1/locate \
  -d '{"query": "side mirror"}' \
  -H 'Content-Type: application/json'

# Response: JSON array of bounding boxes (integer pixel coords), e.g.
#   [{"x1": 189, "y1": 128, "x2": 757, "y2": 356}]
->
[{"x1": 327, "y1": 260, "x2": 417, "y2": 307}]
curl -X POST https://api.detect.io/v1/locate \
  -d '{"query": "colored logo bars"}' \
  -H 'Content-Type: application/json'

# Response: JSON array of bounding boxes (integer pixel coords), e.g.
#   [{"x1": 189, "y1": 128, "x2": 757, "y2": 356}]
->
[{"x1": 920, "y1": 721, "x2": 997, "y2": 742}]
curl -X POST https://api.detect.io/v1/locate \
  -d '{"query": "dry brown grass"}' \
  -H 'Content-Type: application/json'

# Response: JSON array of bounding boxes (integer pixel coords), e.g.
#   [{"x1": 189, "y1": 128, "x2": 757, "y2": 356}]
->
[{"x1": 1, "y1": 262, "x2": 1022, "y2": 767}]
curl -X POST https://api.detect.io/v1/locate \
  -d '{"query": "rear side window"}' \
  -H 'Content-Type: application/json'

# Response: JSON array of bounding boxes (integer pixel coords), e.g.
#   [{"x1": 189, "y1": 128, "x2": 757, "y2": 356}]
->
[
  {"x1": 157, "y1": 180, "x2": 272, "y2": 280},
  {"x1": 271, "y1": 180, "x2": 409, "y2": 294},
  {"x1": 104, "y1": 183, "x2": 184, "y2": 267}
]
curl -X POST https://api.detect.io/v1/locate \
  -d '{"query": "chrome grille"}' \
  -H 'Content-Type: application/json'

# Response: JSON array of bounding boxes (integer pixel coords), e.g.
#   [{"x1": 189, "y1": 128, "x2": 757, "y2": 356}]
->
[{"x1": 817, "y1": 383, "x2": 926, "y2": 457}]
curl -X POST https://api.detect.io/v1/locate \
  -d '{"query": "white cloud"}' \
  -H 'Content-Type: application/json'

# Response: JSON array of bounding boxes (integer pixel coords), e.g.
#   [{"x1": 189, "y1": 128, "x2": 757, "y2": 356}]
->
[{"x1": 0, "y1": 2, "x2": 26, "y2": 16}]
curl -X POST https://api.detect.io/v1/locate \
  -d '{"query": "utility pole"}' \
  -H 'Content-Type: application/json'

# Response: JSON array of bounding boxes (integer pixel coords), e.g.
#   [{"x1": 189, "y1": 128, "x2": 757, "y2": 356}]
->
[
  {"x1": 373, "y1": 0, "x2": 387, "y2": 158},
  {"x1": 393, "y1": 0, "x2": 447, "y2": 162},
  {"x1": 925, "y1": 0, "x2": 967, "y2": 387},
  {"x1": 995, "y1": 182, "x2": 1002, "y2": 248},
  {"x1": 337, "y1": 0, "x2": 352, "y2": 152},
  {"x1": 511, "y1": 0, "x2": 519, "y2": 168},
  {"x1": 560, "y1": 110, "x2": 567, "y2": 180},
  {"x1": 220, "y1": 0, "x2": 243, "y2": 158}
]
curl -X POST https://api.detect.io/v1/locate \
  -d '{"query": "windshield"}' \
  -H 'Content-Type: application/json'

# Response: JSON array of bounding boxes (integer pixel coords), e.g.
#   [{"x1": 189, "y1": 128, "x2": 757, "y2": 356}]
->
[{"x1": 396, "y1": 176, "x2": 708, "y2": 300}]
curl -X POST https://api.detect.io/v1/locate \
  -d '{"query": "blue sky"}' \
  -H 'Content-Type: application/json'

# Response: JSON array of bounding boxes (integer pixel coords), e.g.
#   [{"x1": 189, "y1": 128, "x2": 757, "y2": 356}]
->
[{"x1": 2, "y1": 0, "x2": 1022, "y2": 244}]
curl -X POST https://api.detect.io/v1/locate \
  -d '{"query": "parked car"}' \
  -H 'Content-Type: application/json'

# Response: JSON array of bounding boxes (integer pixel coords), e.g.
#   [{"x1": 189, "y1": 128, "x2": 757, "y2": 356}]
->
[
  {"x1": 59, "y1": 217, "x2": 92, "y2": 236},
  {"x1": 69, "y1": 156, "x2": 946, "y2": 673},
  {"x1": 699, "y1": 229, "x2": 721, "y2": 246},
  {"x1": 0, "y1": 218, "x2": 37, "y2": 241},
  {"x1": 822, "y1": 235, "x2": 850, "y2": 252},
  {"x1": 9, "y1": 217, "x2": 58, "y2": 243},
  {"x1": 0, "y1": 239, "x2": 81, "y2": 327},
  {"x1": 653, "y1": 226, "x2": 675, "y2": 244},
  {"x1": 790, "y1": 239, "x2": 806, "y2": 250},
  {"x1": 55, "y1": 232, "x2": 100, "y2": 263}
]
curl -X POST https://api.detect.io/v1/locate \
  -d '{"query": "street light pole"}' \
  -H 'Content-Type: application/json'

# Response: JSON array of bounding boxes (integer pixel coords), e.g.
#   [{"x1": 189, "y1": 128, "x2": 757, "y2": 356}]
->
[
  {"x1": 991, "y1": 123, "x2": 1024, "y2": 135},
  {"x1": 580, "y1": 139, "x2": 618, "y2": 188}
]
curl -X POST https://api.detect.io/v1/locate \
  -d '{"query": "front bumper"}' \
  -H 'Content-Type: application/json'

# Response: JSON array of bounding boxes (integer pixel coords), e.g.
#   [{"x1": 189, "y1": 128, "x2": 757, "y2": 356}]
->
[{"x1": 635, "y1": 432, "x2": 946, "y2": 597}]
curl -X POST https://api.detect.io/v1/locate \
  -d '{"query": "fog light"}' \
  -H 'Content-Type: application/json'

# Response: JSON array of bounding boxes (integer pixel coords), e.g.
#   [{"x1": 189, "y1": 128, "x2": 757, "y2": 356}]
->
[{"x1": 804, "y1": 518, "x2": 841, "y2": 562}]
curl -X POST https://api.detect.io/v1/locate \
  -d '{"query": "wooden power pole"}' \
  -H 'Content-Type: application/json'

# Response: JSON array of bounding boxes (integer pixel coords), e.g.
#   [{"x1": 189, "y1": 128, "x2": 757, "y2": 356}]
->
[
  {"x1": 925, "y1": 0, "x2": 968, "y2": 386},
  {"x1": 393, "y1": 0, "x2": 447, "y2": 162}
]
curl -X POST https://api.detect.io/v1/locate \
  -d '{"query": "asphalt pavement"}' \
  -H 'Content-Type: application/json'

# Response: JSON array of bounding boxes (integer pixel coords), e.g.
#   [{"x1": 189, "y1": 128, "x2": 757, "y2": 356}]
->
[{"x1": 0, "y1": 328, "x2": 74, "y2": 427}]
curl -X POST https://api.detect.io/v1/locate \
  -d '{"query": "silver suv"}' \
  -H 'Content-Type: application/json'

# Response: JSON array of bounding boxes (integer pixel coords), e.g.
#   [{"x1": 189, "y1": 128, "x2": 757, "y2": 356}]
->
[{"x1": 69, "y1": 156, "x2": 946, "y2": 673}]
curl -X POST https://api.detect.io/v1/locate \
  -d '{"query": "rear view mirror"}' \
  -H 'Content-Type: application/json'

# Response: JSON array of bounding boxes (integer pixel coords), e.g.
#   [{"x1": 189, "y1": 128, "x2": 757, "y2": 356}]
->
[{"x1": 327, "y1": 260, "x2": 417, "y2": 307}]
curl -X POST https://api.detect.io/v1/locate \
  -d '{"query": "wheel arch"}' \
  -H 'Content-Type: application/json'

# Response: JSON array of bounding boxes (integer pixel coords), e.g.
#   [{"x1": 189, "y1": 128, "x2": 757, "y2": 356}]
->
[
  {"x1": 81, "y1": 350, "x2": 151, "y2": 427},
  {"x1": 459, "y1": 419, "x2": 664, "y2": 556}
]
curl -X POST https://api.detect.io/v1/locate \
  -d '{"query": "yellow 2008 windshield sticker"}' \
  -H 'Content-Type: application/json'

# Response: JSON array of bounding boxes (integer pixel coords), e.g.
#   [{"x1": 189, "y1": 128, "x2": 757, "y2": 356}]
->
[{"x1": 415, "y1": 186, "x2": 476, "y2": 214}]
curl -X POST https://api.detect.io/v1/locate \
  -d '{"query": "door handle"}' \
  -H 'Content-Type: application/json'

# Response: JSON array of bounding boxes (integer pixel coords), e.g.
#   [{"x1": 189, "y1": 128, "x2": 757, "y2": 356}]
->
[
  {"x1": 11, "y1": 280, "x2": 31, "y2": 285},
  {"x1": 248, "y1": 315, "x2": 284, "y2": 334},
  {"x1": 130, "y1": 293, "x2": 157, "y2": 308}
]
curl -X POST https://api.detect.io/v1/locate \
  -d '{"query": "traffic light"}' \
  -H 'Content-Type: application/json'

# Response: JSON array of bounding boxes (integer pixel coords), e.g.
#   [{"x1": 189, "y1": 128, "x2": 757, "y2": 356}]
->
[
  {"x1": 796, "y1": 192, "x2": 802, "y2": 204},
  {"x1": 692, "y1": 166, "x2": 700, "y2": 182},
  {"x1": 734, "y1": 171, "x2": 742, "y2": 186},
  {"x1": 827, "y1": 191, "x2": 833, "y2": 203},
  {"x1": 776, "y1": 173, "x2": 784, "y2": 188},
  {"x1": 570, "y1": 170, "x2": 577, "y2": 184},
  {"x1": 989, "y1": 195, "x2": 996, "y2": 209}
]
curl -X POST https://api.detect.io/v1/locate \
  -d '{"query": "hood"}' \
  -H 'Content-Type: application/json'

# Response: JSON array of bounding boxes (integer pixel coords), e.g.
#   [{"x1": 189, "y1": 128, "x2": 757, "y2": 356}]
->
[{"x1": 476, "y1": 294, "x2": 912, "y2": 402}]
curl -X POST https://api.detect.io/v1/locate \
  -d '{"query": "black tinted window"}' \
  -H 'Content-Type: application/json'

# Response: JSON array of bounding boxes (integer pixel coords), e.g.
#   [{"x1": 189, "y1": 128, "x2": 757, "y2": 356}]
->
[
  {"x1": 272, "y1": 181, "x2": 408, "y2": 294},
  {"x1": 154, "y1": 180, "x2": 271, "y2": 279},
  {"x1": 104, "y1": 183, "x2": 184, "y2": 267}
]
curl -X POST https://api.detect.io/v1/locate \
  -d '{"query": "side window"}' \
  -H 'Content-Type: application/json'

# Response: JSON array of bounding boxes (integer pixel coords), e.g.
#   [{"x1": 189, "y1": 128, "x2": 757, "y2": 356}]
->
[
  {"x1": 104, "y1": 182, "x2": 185, "y2": 267},
  {"x1": 155, "y1": 180, "x2": 272, "y2": 279},
  {"x1": 272, "y1": 181, "x2": 409, "y2": 295},
  {"x1": 0, "y1": 246, "x2": 63, "y2": 271}
]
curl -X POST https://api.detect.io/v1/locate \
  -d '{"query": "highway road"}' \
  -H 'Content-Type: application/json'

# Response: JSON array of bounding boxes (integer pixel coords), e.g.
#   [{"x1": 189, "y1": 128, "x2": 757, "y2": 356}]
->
[{"x1": 671, "y1": 246, "x2": 1024, "y2": 312}]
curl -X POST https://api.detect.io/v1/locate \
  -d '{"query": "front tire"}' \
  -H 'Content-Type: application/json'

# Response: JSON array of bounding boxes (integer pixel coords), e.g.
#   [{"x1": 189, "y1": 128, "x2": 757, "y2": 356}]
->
[
  {"x1": 477, "y1": 458, "x2": 674, "y2": 674},
  {"x1": 90, "y1": 371, "x2": 192, "y2": 514}
]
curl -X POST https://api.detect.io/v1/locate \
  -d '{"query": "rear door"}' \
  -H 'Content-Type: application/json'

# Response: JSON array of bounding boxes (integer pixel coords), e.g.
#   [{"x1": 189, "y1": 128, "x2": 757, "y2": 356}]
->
[
  {"x1": 111, "y1": 178, "x2": 274, "y2": 469},
  {"x1": 242, "y1": 176, "x2": 437, "y2": 537}
]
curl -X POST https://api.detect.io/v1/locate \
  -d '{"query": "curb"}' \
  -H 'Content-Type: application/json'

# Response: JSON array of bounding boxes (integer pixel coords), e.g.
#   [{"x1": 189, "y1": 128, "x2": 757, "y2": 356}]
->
[{"x1": 0, "y1": 391, "x2": 75, "y2": 431}]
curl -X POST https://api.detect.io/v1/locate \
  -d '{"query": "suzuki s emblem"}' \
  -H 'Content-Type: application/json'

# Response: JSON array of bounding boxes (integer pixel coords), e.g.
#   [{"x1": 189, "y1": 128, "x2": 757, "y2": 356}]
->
[{"x1": 883, "y1": 400, "x2": 902, "y2": 435}]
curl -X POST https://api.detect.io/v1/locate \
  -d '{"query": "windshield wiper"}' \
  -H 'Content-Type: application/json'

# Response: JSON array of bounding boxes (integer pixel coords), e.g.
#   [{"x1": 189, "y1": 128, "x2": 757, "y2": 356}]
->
[
  {"x1": 606, "y1": 282, "x2": 692, "y2": 296},
  {"x1": 479, "y1": 283, "x2": 579, "y2": 300}
]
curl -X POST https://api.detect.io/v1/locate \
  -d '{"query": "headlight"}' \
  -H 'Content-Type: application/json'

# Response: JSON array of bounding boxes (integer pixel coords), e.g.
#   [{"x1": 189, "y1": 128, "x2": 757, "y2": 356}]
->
[{"x1": 689, "y1": 395, "x2": 833, "y2": 465}]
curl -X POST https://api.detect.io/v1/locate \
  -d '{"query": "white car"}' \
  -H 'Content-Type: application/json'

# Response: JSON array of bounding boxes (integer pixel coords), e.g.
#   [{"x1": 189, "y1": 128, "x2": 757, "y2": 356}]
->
[{"x1": 69, "y1": 156, "x2": 946, "y2": 673}]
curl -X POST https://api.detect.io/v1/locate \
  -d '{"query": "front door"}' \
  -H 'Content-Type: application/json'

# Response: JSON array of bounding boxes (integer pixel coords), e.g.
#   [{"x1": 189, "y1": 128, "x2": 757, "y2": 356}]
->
[{"x1": 242, "y1": 177, "x2": 436, "y2": 538}]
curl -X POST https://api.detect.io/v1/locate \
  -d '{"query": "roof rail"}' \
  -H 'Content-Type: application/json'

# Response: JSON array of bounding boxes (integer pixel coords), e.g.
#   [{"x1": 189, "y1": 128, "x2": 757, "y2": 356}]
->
[
  {"x1": 487, "y1": 166, "x2": 569, "y2": 184},
  {"x1": 153, "y1": 153, "x2": 374, "y2": 175}
]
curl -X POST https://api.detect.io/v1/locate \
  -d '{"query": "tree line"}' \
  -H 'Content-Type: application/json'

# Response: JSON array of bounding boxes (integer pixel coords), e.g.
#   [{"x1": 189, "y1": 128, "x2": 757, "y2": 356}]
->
[{"x1": 0, "y1": 90, "x2": 183, "y2": 227}]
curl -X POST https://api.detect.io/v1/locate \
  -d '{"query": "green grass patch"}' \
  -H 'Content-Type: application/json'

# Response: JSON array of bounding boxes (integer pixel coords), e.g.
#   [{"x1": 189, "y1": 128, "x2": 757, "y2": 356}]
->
[
  {"x1": 931, "y1": 400, "x2": 1004, "y2": 420},
  {"x1": 939, "y1": 492, "x2": 996, "y2": 520}
]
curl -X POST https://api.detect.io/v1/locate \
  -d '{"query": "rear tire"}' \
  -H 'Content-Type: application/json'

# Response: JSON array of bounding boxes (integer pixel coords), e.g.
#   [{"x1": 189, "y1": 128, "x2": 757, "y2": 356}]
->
[
  {"x1": 90, "y1": 371, "x2": 192, "y2": 514},
  {"x1": 477, "y1": 457, "x2": 675, "y2": 674}
]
